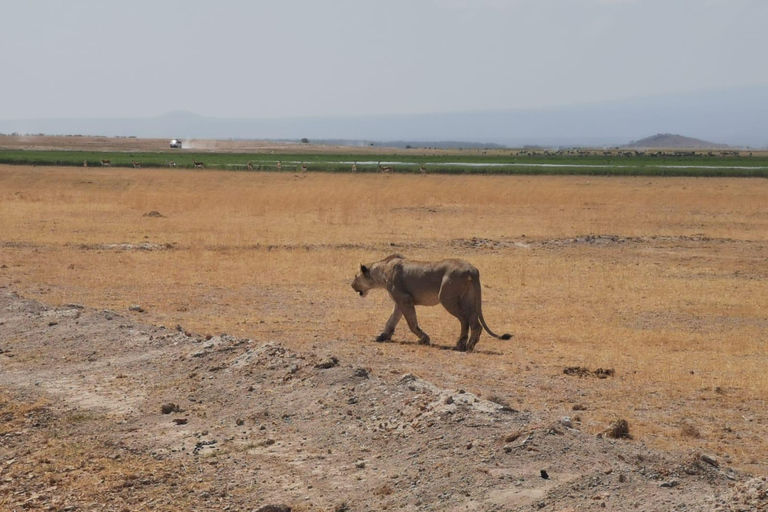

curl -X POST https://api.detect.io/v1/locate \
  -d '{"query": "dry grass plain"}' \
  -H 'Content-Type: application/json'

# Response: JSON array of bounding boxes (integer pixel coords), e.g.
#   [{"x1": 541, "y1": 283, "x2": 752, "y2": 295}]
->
[{"x1": 1, "y1": 163, "x2": 767, "y2": 477}]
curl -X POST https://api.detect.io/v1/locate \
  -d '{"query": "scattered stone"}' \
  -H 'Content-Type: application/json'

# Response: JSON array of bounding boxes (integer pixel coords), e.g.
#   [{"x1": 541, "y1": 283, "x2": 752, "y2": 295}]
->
[
  {"x1": 143, "y1": 210, "x2": 166, "y2": 218},
  {"x1": 560, "y1": 417, "x2": 574, "y2": 428},
  {"x1": 128, "y1": 305, "x2": 145, "y2": 313},
  {"x1": 445, "y1": 395, "x2": 454, "y2": 405},
  {"x1": 540, "y1": 470, "x2": 549, "y2": 479},
  {"x1": 572, "y1": 404, "x2": 587, "y2": 411},
  {"x1": 161, "y1": 403, "x2": 181, "y2": 414},
  {"x1": 700, "y1": 453, "x2": 719, "y2": 467},
  {"x1": 236, "y1": 418, "x2": 245, "y2": 426},
  {"x1": 315, "y1": 356, "x2": 339, "y2": 369},
  {"x1": 353, "y1": 367, "x2": 370, "y2": 378},
  {"x1": 355, "y1": 461, "x2": 366, "y2": 469},
  {"x1": 173, "y1": 418, "x2": 188, "y2": 425},
  {"x1": 504, "y1": 432, "x2": 522, "y2": 443},
  {"x1": 48, "y1": 321, "x2": 58, "y2": 326},
  {"x1": 660, "y1": 480, "x2": 679, "y2": 488}
]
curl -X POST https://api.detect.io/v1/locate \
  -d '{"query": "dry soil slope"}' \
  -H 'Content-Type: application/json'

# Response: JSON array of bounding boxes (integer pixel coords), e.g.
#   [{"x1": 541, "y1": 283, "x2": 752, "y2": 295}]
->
[{"x1": 0, "y1": 290, "x2": 764, "y2": 511}]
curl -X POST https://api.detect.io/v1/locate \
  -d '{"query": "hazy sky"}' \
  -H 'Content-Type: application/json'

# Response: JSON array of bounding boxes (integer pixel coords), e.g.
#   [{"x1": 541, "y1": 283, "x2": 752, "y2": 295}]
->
[{"x1": 2, "y1": 0, "x2": 767, "y2": 120}]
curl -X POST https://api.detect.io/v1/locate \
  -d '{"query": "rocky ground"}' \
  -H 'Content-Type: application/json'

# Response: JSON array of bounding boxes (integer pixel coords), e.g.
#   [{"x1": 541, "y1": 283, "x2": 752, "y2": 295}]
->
[{"x1": 1, "y1": 289, "x2": 765, "y2": 511}]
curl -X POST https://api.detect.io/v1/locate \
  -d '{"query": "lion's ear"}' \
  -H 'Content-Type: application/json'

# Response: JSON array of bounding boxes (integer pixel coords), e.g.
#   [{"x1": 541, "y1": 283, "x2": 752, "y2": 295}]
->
[{"x1": 360, "y1": 264, "x2": 370, "y2": 275}]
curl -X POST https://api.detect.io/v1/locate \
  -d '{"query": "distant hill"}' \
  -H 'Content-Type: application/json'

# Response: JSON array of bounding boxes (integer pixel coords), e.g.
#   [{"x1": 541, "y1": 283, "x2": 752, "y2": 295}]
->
[
  {"x1": 2, "y1": 85, "x2": 768, "y2": 147},
  {"x1": 624, "y1": 133, "x2": 729, "y2": 149}
]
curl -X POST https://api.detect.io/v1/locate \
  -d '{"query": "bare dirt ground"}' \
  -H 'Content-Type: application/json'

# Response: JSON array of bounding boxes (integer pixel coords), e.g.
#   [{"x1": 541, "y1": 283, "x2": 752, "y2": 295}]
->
[{"x1": 2, "y1": 290, "x2": 765, "y2": 512}]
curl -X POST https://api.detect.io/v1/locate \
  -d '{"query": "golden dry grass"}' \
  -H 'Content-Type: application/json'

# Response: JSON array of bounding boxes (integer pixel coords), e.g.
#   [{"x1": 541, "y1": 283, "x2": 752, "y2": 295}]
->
[{"x1": 1, "y1": 164, "x2": 767, "y2": 474}]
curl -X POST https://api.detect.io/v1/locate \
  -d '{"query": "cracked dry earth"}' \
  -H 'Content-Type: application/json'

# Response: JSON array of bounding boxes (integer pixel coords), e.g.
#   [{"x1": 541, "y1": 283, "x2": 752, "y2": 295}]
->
[{"x1": 1, "y1": 290, "x2": 766, "y2": 511}]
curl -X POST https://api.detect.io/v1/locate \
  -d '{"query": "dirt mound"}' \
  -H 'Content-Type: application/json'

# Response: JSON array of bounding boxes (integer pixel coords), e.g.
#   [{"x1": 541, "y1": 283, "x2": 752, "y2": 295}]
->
[{"x1": 0, "y1": 291, "x2": 754, "y2": 511}]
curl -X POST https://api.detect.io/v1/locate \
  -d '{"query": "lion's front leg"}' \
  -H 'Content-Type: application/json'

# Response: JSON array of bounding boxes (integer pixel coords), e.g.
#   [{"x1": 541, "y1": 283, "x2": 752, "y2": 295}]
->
[
  {"x1": 397, "y1": 296, "x2": 430, "y2": 346},
  {"x1": 376, "y1": 304, "x2": 402, "y2": 342}
]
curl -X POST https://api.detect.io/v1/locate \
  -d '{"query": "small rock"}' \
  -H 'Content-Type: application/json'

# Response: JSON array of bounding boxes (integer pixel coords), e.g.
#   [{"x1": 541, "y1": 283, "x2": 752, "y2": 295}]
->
[
  {"x1": 173, "y1": 418, "x2": 188, "y2": 425},
  {"x1": 445, "y1": 395, "x2": 454, "y2": 405},
  {"x1": 354, "y1": 367, "x2": 370, "y2": 378},
  {"x1": 235, "y1": 418, "x2": 245, "y2": 426},
  {"x1": 700, "y1": 454, "x2": 719, "y2": 467},
  {"x1": 128, "y1": 304, "x2": 145, "y2": 313},
  {"x1": 540, "y1": 470, "x2": 549, "y2": 479},
  {"x1": 560, "y1": 417, "x2": 573, "y2": 428},
  {"x1": 660, "y1": 480, "x2": 679, "y2": 488}
]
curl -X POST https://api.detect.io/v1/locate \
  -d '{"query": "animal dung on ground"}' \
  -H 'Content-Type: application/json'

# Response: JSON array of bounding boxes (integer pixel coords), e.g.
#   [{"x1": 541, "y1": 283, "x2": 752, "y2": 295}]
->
[
  {"x1": 161, "y1": 403, "x2": 181, "y2": 414},
  {"x1": 314, "y1": 356, "x2": 339, "y2": 369},
  {"x1": 563, "y1": 366, "x2": 615, "y2": 379}
]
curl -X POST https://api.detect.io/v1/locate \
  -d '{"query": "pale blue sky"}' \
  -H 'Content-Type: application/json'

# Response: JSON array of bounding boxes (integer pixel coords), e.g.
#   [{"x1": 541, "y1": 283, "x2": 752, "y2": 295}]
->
[{"x1": 2, "y1": 0, "x2": 766, "y2": 120}]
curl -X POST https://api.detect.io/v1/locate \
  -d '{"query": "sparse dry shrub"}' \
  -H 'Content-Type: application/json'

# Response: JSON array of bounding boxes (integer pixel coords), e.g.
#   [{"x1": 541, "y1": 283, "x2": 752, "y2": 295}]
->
[
  {"x1": 602, "y1": 418, "x2": 632, "y2": 440},
  {"x1": 680, "y1": 422, "x2": 702, "y2": 439}
]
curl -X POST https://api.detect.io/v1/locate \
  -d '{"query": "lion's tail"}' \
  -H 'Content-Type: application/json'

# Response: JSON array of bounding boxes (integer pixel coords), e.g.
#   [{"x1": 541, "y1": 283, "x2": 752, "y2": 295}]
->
[{"x1": 473, "y1": 278, "x2": 513, "y2": 340}]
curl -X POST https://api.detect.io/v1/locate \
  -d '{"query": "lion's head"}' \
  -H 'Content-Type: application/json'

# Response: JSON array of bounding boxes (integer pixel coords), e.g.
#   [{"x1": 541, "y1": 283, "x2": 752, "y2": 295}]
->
[{"x1": 351, "y1": 264, "x2": 375, "y2": 297}]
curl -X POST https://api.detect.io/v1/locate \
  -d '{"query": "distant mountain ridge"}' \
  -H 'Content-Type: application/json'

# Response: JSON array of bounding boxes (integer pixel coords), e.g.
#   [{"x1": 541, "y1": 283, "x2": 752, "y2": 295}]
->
[
  {"x1": 624, "y1": 133, "x2": 729, "y2": 149},
  {"x1": 1, "y1": 85, "x2": 767, "y2": 147}
]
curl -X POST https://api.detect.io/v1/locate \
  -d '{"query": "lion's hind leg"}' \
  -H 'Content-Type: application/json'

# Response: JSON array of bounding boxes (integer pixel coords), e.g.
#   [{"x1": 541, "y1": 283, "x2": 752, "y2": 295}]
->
[
  {"x1": 441, "y1": 299, "x2": 469, "y2": 351},
  {"x1": 461, "y1": 286, "x2": 483, "y2": 352},
  {"x1": 439, "y1": 274, "x2": 472, "y2": 351}
]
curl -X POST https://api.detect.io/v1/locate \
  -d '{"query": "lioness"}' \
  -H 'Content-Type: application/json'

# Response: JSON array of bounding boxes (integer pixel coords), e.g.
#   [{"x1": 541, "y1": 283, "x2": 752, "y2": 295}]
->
[{"x1": 351, "y1": 254, "x2": 512, "y2": 352}]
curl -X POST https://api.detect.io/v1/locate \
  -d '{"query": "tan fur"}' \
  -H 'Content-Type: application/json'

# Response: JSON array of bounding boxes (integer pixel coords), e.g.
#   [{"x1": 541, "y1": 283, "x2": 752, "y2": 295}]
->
[{"x1": 351, "y1": 255, "x2": 511, "y2": 352}]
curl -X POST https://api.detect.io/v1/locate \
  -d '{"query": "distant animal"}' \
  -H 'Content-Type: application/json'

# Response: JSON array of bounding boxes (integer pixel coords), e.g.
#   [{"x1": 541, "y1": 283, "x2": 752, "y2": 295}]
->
[
  {"x1": 247, "y1": 161, "x2": 253, "y2": 171},
  {"x1": 351, "y1": 162, "x2": 357, "y2": 172},
  {"x1": 377, "y1": 161, "x2": 393, "y2": 173},
  {"x1": 351, "y1": 254, "x2": 512, "y2": 352},
  {"x1": 100, "y1": 159, "x2": 111, "y2": 167},
  {"x1": 168, "y1": 161, "x2": 176, "y2": 167},
  {"x1": 419, "y1": 164, "x2": 427, "y2": 174},
  {"x1": 193, "y1": 161, "x2": 205, "y2": 169},
  {"x1": 131, "y1": 161, "x2": 142, "y2": 168},
  {"x1": 83, "y1": 160, "x2": 88, "y2": 167},
  {"x1": 301, "y1": 163, "x2": 308, "y2": 172},
  {"x1": 276, "y1": 161, "x2": 282, "y2": 172}
]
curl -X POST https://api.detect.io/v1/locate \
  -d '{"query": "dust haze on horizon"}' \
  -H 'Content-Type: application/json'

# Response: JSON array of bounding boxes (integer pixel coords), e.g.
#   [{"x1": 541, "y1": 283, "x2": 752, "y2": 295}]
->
[{"x1": 2, "y1": 0, "x2": 767, "y2": 122}]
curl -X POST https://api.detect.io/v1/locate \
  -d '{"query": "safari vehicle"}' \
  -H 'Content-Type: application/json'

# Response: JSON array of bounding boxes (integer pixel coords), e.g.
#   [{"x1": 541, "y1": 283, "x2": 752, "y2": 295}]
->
[{"x1": 170, "y1": 139, "x2": 182, "y2": 149}]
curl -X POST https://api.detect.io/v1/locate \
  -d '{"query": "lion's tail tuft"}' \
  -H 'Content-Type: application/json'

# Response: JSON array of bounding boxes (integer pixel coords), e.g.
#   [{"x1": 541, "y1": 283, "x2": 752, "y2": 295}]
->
[{"x1": 500, "y1": 333, "x2": 513, "y2": 340}]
